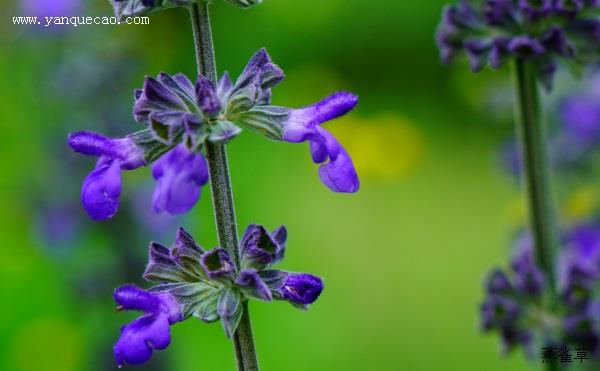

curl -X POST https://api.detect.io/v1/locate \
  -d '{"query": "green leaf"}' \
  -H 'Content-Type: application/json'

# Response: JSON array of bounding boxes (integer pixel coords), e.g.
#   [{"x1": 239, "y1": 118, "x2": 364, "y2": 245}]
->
[
  {"x1": 192, "y1": 288, "x2": 222, "y2": 323},
  {"x1": 151, "y1": 282, "x2": 220, "y2": 319},
  {"x1": 236, "y1": 106, "x2": 289, "y2": 140},
  {"x1": 208, "y1": 120, "x2": 242, "y2": 144},
  {"x1": 128, "y1": 129, "x2": 174, "y2": 163},
  {"x1": 218, "y1": 289, "x2": 243, "y2": 338}
]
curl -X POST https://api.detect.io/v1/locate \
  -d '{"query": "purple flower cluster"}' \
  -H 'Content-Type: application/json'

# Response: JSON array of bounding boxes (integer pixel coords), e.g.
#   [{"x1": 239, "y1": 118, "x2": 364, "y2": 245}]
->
[
  {"x1": 481, "y1": 224, "x2": 600, "y2": 356},
  {"x1": 437, "y1": 0, "x2": 600, "y2": 89},
  {"x1": 68, "y1": 49, "x2": 359, "y2": 220},
  {"x1": 114, "y1": 224, "x2": 323, "y2": 366}
]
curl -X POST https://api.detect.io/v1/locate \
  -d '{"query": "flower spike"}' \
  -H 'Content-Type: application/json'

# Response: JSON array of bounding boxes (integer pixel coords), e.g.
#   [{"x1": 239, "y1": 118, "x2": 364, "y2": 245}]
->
[{"x1": 113, "y1": 224, "x2": 323, "y2": 365}]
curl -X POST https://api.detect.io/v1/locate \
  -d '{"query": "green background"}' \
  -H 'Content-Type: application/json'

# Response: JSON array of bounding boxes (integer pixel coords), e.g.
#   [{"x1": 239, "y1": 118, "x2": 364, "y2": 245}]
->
[{"x1": 0, "y1": 0, "x2": 550, "y2": 370}]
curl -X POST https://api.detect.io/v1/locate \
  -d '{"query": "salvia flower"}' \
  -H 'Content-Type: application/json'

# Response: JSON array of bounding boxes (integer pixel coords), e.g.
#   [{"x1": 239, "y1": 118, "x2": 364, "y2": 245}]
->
[
  {"x1": 436, "y1": 0, "x2": 600, "y2": 90},
  {"x1": 151, "y1": 144, "x2": 209, "y2": 214},
  {"x1": 113, "y1": 284, "x2": 183, "y2": 367},
  {"x1": 68, "y1": 48, "x2": 359, "y2": 220},
  {"x1": 132, "y1": 49, "x2": 359, "y2": 193},
  {"x1": 110, "y1": 0, "x2": 261, "y2": 19},
  {"x1": 68, "y1": 131, "x2": 146, "y2": 220},
  {"x1": 481, "y1": 222, "x2": 600, "y2": 357},
  {"x1": 240, "y1": 223, "x2": 287, "y2": 269},
  {"x1": 115, "y1": 224, "x2": 323, "y2": 366}
]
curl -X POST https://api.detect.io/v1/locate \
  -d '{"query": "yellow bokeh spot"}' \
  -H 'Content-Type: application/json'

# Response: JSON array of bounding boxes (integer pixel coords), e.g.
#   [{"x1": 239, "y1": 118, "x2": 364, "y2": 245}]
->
[
  {"x1": 506, "y1": 196, "x2": 526, "y2": 229},
  {"x1": 564, "y1": 187, "x2": 600, "y2": 222},
  {"x1": 9, "y1": 317, "x2": 83, "y2": 371},
  {"x1": 329, "y1": 114, "x2": 425, "y2": 181}
]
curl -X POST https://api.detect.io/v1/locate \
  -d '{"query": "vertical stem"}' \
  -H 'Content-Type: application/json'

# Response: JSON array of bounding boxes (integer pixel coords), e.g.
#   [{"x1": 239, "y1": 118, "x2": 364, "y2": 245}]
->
[
  {"x1": 189, "y1": 2, "x2": 259, "y2": 370},
  {"x1": 513, "y1": 59, "x2": 558, "y2": 302}
]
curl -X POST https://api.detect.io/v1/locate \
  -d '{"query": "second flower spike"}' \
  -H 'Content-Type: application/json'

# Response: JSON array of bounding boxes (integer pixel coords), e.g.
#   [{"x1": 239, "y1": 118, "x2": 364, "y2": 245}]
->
[{"x1": 114, "y1": 224, "x2": 323, "y2": 367}]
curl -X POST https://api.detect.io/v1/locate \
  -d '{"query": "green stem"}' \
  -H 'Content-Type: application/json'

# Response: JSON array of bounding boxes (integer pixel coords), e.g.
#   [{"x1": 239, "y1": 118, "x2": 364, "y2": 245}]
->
[
  {"x1": 513, "y1": 59, "x2": 559, "y2": 303},
  {"x1": 189, "y1": 2, "x2": 259, "y2": 370}
]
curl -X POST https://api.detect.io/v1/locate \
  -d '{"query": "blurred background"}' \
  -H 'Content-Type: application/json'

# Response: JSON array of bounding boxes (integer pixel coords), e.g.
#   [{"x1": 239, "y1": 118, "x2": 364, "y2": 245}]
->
[{"x1": 3, "y1": 0, "x2": 595, "y2": 370}]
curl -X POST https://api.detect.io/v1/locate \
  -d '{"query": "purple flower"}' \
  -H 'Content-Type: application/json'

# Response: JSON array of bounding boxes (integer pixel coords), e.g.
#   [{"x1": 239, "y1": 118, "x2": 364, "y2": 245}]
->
[
  {"x1": 113, "y1": 284, "x2": 182, "y2": 367},
  {"x1": 201, "y1": 248, "x2": 236, "y2": 280},
  {"x1": 280, "y1": 273, "x2": 324, "y2": 307},
  {"x1": 226, "y1": 48, "x2": 285, "y2": 111},
  {"x1": 143, "y1": 227, "x2": 206, "y2": 283},
  {"x1": 510, "y1": 235, "x2": 545, "y2": 296},
  {"x1": 481, "y1": 295, "x2": 521, "y2": 330},
  {"x1": 564, "y1": 312, "x2": 595, "y2": 343},
  {"x1": 236, "y1": 269, "x2": 272, "y2": 301},
  {"x1": 240, "y1": 224, "x2": 286, "y2": 269},
  {"x1": 151, "y1": 144, "x2": 209, "y2": 215},
  {"x1": 464, "y1": 39, "x2": 492, "y2": 72},
  {"x1": 481, "y1": 222, "x2": 600, "y2": 356},
  {"x1": 282, "y1": 92, "x2": 360, "y2": 193},
  {"x1": 507, "y1": 36, "x2": 545, "y2": 58},
  {"x1": 486, "y1": 269, "x2": 513, "y2": 294},
  {"x1": 436, "y1": 0, "x2": 600, "y2": 89},
  {"x1": 133, "y1": 73, "x2": 202, "y2": 145},
  {"x1": 68, "y1": 131, "x2": 145, "y2": 220},
  {"x1": 482, "y1": 0, "x2": 516, "y2": 26}
]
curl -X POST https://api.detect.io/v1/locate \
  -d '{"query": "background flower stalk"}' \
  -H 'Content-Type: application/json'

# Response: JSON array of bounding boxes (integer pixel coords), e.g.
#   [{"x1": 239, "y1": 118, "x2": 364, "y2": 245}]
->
[{"x1": 513, "y1": 58, "x2": 560, "y2": 304}]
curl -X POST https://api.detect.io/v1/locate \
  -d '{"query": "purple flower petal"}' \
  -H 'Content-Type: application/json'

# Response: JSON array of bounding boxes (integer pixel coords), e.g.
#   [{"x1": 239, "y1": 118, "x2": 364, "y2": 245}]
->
[
  {"x1": 281, "y1": 273, "x2": 324, "y2": 306},
  {"x1": 113, "y1": 285, "x2": 182, "y2": 367},
  {"x1": 282, "y1": 92, "x2": 360, "y2": 193},
  {"x1": 507, "y1": 36, "x2": 545, "y2": 58},
  {"x1": 68, "y1": 131, "x2": 114, "y2": 157},
  {"x1": 283, "y1": 92, "x2": 358, "y2": 143},
  {"x1": 68, "y1": 131, "x2": 146, "y2": 220},
  {"x1": 315, "y1": 131, "x2": 360, "y2": 193},
  {"x1": 81, "y1": 158, "x2": 122, "y2": 221},
  {"x1": 152, "y1": 145, "x2": 209, "y2": 215},
  {"x1": 68, "y1": 131, "x2": 145, "y2": 169}
]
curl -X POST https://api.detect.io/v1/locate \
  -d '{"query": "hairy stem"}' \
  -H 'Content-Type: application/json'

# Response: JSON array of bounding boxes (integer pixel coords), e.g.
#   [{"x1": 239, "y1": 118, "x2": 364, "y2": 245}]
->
[
  {"x1": 513, "y1": 59, "x2": 558, "y2": 303},
  {"x1": 189, "y1": 2, "x2": 259, "y2": 370}
]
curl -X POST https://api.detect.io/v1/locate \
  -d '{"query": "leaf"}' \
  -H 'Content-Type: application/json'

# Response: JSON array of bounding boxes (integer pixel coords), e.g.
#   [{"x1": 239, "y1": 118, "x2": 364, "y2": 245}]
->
[
  {"x1": 208, "y1": 120, "x2": 242, "y2": 144},
  {"x1": 128, "y1": 129, "x2": 174, "y2": 163},
  {"x1": 217, "y1": 289, "x2": 243, "y2": 338},
  {"x1": 151, "y1": 282, "x2": 220, "y2": 319},
  {"x1": 236, "y1": 106, "x2": 289, "y2": 140},
  {"x1": 192, "y1": 288, "x2": 222, "y2": 323}
]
